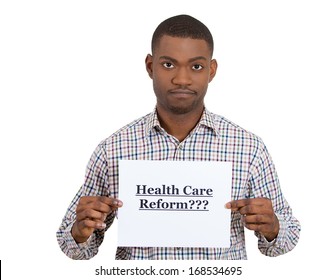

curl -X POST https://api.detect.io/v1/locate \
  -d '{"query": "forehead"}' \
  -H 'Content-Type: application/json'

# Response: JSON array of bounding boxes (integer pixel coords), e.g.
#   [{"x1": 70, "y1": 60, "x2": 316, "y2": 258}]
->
[{"x1": 154, "y1": 35, "x2": 211, "y2": 59}]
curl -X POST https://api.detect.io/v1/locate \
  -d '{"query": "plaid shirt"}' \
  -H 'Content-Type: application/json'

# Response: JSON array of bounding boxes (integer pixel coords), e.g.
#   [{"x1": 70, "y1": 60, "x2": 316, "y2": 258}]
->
[{"x1": 57, "y1": 108, "x2": 300, "y2": 260}]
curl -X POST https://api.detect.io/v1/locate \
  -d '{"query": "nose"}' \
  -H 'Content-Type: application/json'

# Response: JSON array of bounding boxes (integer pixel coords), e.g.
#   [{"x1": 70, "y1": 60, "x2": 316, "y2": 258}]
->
[{"x1": 172, "y1": 67, "x2": 192, "y2": 86}]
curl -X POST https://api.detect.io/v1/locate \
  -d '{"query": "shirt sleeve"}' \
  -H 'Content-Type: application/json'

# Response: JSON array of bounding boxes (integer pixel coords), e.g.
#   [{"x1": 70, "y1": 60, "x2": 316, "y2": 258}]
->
[
  {"x1": 56, "y1": 142, "x2": 116, "y2": 260},
  {"x1": 248, "y1": 138, "x2": 301, "y2": 257}
]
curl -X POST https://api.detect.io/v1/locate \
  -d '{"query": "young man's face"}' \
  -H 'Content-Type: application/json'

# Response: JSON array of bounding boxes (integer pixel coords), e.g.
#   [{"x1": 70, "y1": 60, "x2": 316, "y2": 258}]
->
[{"x1": 146, "y1": 35, "x2": 217, "y2": 116}]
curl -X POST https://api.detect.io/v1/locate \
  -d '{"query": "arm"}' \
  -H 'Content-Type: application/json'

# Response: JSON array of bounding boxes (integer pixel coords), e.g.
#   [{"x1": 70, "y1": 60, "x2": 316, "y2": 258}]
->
[
  {"x1": 56, "y1": 143, "x2": 121, "y2": 259},
  {"x1": 227, "y1": 139, "x2": 300, "y2": 257}
]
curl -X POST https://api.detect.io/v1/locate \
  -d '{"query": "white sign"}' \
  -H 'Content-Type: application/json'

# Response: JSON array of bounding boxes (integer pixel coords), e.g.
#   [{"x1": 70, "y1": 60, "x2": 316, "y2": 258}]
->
[{"x1": 117, "y1": 160, "x2": 232, "y2": 248}]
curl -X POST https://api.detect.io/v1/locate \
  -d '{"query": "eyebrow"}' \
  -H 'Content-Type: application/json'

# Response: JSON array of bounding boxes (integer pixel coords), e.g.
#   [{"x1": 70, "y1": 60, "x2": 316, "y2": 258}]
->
[{"x1": 159, "y1": 55, "x2": 207, "y2": 63}]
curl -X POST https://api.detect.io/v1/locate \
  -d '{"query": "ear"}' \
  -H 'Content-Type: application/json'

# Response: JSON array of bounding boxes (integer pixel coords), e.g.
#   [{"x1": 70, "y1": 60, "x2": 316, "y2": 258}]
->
[
  {"x1": 209, "y1": 59, "x2": 218, "y2": 83},
  {"x1": 145, "y1": 54, "x2": 153, "y2": 79}
]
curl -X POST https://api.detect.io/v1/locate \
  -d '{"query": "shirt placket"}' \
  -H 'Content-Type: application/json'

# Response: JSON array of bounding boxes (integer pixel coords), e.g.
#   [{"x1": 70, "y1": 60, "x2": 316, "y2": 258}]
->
[
  {"x1": 163, "y1": 135, "x2": 186, "y2": 258},
  {"x1": 173, "y1": 142, "x2": 185, "y2": 160}
]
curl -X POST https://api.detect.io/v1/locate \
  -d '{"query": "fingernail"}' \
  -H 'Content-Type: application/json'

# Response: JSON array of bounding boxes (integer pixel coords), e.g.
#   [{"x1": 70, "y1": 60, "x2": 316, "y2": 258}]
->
[
  {"x1": 114, "y1": 200, "x2": 123, "y2": 207},
  {"x1": 98, "y1": 223, "x2": 106, "y2": 229},
  {"x1": 225, "y1": 202, "x2": 231, "y2": 209}
]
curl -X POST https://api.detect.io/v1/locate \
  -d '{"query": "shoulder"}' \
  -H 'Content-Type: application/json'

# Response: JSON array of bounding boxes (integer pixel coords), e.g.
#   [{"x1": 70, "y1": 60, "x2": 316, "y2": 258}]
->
[
  {"x1": 210, "y1": 111, "x2": 266, "y2": 149},
  {"x1": 97, "y1": 112, "x2": 151, "y2": 148}
]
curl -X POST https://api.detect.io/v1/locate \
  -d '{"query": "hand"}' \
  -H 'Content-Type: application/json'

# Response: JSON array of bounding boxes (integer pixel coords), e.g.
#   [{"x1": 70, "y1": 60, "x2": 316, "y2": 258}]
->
[
  {"x1": 71, "y1": 196, "x2": 123, "y2": 243},
  {"x1": 225, "y1": 198, "x2": 279, "y2": 241}
]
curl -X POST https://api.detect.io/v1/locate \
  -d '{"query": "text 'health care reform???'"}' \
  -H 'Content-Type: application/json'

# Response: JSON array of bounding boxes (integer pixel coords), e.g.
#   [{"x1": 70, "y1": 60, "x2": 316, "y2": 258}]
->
[{"x1": 135, "y1": 184, "x2": 213, "y2": 211}]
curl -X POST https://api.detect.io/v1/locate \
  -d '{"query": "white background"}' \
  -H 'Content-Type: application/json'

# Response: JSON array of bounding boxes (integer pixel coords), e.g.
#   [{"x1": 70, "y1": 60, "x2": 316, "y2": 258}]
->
[{"x1": 0, "y1": 0, "x2": 335, "y2": 279}]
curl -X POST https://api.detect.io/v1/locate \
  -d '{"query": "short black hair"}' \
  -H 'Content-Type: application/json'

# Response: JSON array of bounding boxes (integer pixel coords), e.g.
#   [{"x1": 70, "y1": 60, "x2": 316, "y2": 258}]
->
[{"x1": 151, "y1": 14, "x2": 214, "y2": 57}]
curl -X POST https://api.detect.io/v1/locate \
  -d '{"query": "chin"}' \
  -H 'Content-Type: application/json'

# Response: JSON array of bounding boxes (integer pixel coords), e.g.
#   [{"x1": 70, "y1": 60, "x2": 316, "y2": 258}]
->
[{"x1": 168, "y1": 105, "x2": 195, "y2": 115}]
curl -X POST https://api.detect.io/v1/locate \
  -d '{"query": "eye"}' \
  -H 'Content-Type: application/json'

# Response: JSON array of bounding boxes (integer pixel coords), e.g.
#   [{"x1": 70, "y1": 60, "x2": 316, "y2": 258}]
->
[
  {"x1": 162, "y1": 62, "x2": 174, "y2": 69},
  {"x1": 192, "y1": 64, "x2": 204, "y2": 71}
]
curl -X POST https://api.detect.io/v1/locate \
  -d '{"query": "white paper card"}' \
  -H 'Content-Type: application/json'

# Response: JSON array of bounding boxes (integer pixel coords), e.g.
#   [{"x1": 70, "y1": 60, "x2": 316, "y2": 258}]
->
[{"x1": 117, "y1": 160, "x2": 232, "y2": 248}]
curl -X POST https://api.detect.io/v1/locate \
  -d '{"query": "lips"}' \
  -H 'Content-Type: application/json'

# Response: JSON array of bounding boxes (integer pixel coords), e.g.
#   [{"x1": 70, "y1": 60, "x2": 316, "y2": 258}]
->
[{"x1": 169, "y1": 89, "x2": 196, "y2": 96}]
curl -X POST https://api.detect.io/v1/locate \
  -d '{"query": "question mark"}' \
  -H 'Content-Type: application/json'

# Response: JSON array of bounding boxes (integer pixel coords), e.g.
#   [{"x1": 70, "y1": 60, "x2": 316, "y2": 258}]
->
[
  {"x1": 203, "y1": 200, "x2": 209, "y2": 210},
  {"x1": 189, "y1": 200, "x2": 195, "y2": 209},
  {"x1": 196, "y1": 200, "x2": 202, "y2": 209}
]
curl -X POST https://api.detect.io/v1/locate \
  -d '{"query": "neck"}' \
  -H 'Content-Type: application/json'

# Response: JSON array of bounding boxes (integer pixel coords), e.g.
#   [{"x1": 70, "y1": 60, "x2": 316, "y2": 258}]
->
[{"x1": 156, "y1": 106, "x2": 204, "y2": 142}]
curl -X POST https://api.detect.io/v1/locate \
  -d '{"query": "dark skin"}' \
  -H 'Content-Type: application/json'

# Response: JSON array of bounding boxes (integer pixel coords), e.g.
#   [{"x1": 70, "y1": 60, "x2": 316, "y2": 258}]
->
[
  {"x1": 71, "y1": 196, "x2": 123, "y2": 243},
  {"x1": 225, "y1": 198, "x2": 279, "y2": 241},
  {"x1": 145, "y1": 35, "x2": 217, "y2": 141},
  {"x1": 72, "y1": 35, "x2": 279, "y2": 244}
]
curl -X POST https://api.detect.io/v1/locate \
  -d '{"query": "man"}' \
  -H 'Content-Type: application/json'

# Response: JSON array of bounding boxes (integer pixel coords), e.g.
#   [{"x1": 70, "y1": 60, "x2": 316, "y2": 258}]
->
[{"x1": 57, "y1": 14, "x2": 300, "y2": 260}]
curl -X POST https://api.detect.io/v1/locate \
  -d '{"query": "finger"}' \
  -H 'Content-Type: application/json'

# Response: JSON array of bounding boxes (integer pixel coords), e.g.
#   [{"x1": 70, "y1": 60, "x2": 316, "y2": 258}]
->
[
  {"x1": 111, "y1": 199, "x2": 123, "y2": 210},
  {"x1": 102, "y1": 213, "x2": 107, "y2": 221},
  {"x1": 77, "y1": 198, "x2": 123, "y2": 214},
  {"x1": 239, "y1": 204, "x2": 272, "y2": 216},
  {"x1": 243, "y1": 214, "x2": 273, "y2": 225},
  {"x1": 243, "y1": 222, "x2": 268, "y2": 233},
  {"x1": 243, "y1": 219, "x2": 276, "y2": 236},
  {"x1": 98, "y1": 196, "x2": 123, "y2": 208},
  {"x1": 79, "y1": 219, "x2": 106, "y2": 231},
  {"x1": 225, "y1": 199, "x2": 252, "y2": 210},
  {"x1": 226, "y1": 198, "x2": 271, "y2": 211},
  {"x1": 81, "y1": 196, "x2": 123, "y2": 208},
  {"x1": 76, "y1": 208, "x2": 109, "y2": 222},
  {"x1": 77, "y1": 202, "x2": 111, "y2": 217},
  {"x1": 79, "y1": 196, "x2": 114, "y2": 207}
]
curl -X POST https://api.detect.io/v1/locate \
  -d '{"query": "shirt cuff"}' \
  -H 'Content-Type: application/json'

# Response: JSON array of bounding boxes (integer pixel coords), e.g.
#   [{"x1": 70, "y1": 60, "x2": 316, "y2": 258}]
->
[
  {"x1": 64, "y1": 223, "x2": 91, "y2": 258},
  {"x1": 258, "y1": 213, "x2": 286, "y2": 247}
]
